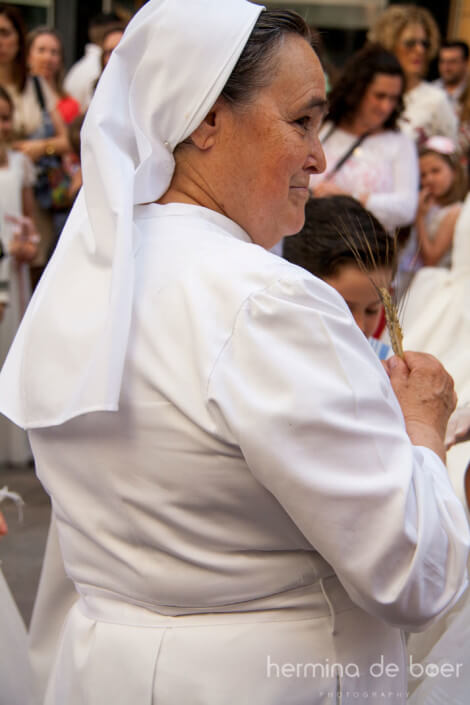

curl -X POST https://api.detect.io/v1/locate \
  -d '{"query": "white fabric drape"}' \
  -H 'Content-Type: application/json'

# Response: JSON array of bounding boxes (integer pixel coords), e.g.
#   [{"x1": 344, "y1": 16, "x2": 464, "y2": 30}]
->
[{"x1": 0, "y1": 0, "x2": 263, "y2": 429}]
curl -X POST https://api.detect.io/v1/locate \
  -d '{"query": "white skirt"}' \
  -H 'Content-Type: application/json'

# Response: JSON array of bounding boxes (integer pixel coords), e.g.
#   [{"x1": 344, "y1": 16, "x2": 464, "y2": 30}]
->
[{"x1": 44, "y1": 578, "x2": 408, "y2": 705}]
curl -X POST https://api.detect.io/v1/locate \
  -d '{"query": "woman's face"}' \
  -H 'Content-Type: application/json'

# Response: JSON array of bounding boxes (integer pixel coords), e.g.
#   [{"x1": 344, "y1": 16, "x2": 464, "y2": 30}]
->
[
  {"x1": 394, "y1": 22, "x2": 429, "y2": 81},
  {"x1": 356, "y1": 73, "x2": 402, "y2": 131},
  {"x1": 102, "y1": 30, "x2": 123, "y2": 69},
  {"x1": 0, "y1": 14, "x2": 19, "y2": 66},
  {"x1": 0, "y1": 97, "x2": 12, "y2": 141},
  {"x1": 419, "y1": 152, "x2": 455, "y2": 199},
  {"x1": 214, "y1": 35, "x2": 327, "y2": 249},
  {"x1": 325, "y1": 263, "x2": 391, "y2": 338},
  {"x1": 28, "y1": 33, "x2": 62, "y2": 82}
]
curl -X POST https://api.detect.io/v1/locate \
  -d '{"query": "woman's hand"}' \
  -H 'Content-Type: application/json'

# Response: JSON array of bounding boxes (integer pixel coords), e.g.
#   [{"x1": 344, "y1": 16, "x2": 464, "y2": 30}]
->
[
  {"x1": 6, "y1": 214, "x2": 40, "y2": 264},
  {"x1": 383, "y1": 351, "x2": 457, "y2": 462},
  {"x1": 12, "y1": 139, "x2": 46, "y2": 163}
]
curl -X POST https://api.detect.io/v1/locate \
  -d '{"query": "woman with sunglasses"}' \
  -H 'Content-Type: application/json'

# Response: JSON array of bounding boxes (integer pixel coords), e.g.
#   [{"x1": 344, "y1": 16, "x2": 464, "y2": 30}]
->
[{"x1": 369, "y1": 4, "x2": 457, "y2": 144}]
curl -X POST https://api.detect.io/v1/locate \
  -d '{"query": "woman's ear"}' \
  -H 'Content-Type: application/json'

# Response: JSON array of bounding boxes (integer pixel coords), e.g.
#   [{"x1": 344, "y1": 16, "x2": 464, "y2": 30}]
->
[{"x1": 189, "y1": 98, "x2": 226, "y2": 150}]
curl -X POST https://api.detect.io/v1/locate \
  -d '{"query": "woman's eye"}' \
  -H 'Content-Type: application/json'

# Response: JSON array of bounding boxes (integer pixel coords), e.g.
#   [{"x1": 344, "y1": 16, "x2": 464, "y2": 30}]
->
[
  {"x1": 366, "y1": 308, "x2": 380, "y2": 316},
  {"x1": 295, "y1": 116, "x2": 311, "y2": 130}
]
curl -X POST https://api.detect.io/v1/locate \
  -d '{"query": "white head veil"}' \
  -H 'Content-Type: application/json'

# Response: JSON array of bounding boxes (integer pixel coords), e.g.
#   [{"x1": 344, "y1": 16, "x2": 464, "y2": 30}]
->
[{"x1": 0, "y1": 0, "x2": 263, "y2": 429}]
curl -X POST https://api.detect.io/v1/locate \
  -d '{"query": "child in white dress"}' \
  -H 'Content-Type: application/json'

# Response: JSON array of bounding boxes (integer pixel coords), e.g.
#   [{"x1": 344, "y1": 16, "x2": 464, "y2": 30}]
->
[
  {"x1": 0, "y1": 85, "x2": 39, "y2": 466},
  {"x1": 414, "y1": 135, "x2": 467, "y2": 268}
]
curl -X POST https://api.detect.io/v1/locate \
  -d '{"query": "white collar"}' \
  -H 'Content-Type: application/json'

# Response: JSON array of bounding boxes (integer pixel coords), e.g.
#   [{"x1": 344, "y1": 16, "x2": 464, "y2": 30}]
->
[{"x1": 134, "y1": 203, "x2": 253, "y2": 245}]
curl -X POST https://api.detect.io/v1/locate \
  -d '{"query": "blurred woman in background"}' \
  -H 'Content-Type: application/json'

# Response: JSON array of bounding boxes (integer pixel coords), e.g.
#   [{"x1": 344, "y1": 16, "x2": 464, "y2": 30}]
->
[
  {"x1": 27, "y1": 27, "x2": 81, "y2": 125},
  {"x1": 0, "y1": 4, "x2": 69, "y2": 272},
  {"x1": 309, "y1": 43, "x2": 419, "y2": 232},
  {"x1": 369, "y1": 4, "x2": 457, "y2": 144}
]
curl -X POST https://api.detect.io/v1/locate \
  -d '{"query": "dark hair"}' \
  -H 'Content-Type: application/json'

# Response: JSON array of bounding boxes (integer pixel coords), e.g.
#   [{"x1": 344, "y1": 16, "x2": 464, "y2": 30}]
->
[
  {"x1": 221, "y1": 10, "x2": 311, "y2": 106},
  {"x1": 89, "y1": 12, "x2": 123, "y2": 45},
  {"x1": 0, "y1": 83, "x2": 13, "y2": 113},
  {"x1": 68, "y1": 113, "x2": 85, "y2": 156},
  {"x1": 283, "y1": 196, "x2": 396, "y2": 279},
  {"x1": 26, "y1": 27, "x2": 66, "y2": 97},
  {"x1": 440, "y1": 40, "x2": 469, "y2": 61},
  {"x1": 0, "y1": 4, "x2": 27, "y2": 92},
  {"x1": 327, "y1": 43, "x2": 405, "y2": 130},
  {"x1": 100, "y1": 25, "x2": 125, "y2": 70}
]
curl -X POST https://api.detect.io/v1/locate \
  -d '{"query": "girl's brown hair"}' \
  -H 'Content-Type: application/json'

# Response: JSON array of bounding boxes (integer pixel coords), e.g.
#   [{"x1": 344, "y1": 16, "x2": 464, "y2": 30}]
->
[{"x1": 419, "y1": 147, "x2": 468, "y2": 206}]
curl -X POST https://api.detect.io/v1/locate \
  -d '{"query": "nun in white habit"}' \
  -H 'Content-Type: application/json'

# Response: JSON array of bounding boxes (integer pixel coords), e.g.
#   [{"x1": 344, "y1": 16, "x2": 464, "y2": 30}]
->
[{"x1": 0, "y1": 1, "x2": 469, "y2": 703}]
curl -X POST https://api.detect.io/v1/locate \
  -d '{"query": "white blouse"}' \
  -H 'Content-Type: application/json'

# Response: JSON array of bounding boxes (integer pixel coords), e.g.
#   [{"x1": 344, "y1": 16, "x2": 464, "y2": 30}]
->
[
  {"x1": 6, "y1": 77, "x2": 56, "y2": 139},
  {"x1": 309, "y1": 125, "x2": 419, "y2": 231},
  {"x1": 28, "y1": 204, "x2": 469, "y2": 704}
]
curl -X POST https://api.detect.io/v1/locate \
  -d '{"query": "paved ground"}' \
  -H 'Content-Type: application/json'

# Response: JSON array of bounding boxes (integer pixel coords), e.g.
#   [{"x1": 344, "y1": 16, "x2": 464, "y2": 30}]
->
[{"x1": 0, "y1": 464, "x2": 50, "y2": 626}]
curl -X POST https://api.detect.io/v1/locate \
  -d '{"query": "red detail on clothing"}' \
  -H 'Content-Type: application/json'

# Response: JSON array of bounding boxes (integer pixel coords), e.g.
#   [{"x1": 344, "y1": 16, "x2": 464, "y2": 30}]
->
[{"x1": 57, "y1": 96, "x2": 81, "y2": 124}]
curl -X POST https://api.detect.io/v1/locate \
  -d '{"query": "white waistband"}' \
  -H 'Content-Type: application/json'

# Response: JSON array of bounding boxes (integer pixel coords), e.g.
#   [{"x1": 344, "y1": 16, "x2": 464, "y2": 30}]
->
[{"x1": 77, "y1": 576, "x2": 356, "y2": 629}]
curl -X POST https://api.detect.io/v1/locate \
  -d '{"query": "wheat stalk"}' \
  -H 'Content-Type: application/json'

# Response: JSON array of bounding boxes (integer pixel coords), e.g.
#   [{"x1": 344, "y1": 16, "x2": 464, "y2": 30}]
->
[
  {"x1": 334, "y1": 215, "x2": 404, "y2": 359},
  {"x1": 377, "y1": 287, "x2": 404, "y2": 358}
]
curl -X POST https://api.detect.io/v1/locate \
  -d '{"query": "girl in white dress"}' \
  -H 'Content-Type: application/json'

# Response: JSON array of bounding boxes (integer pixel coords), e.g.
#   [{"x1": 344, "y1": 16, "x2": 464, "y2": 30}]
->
[
  {"x1": 0, "y1": 85, "x2": 39, "y2": 465},
  {"x1": 414, "y1": 136, "x2": 467, "y2": 268}
]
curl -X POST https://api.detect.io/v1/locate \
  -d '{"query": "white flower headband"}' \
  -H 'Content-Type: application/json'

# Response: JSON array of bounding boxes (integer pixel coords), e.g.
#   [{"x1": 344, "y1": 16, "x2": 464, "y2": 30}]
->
[{"x1": 423, "y1": 135, "x2": 456, "y2": 155}]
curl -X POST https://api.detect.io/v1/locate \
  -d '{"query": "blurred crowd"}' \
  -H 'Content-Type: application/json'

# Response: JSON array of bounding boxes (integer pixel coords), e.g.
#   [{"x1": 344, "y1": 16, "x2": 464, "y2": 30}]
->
[{"x1": 0, "y1": 6, "x2": 126, "y2": 466}]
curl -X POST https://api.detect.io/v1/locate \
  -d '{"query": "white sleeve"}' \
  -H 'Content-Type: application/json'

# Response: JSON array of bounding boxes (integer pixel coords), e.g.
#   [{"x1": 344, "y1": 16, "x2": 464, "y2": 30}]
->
[
  {"x1": 207, "y1": 274, "x2": 469, "y2": 631},
  {"x1": 366, "y1": 134, "x2": 419, "y2": 230},
  {"x1": 432, "y1": 93, "x2": 458, "y2": 141}
]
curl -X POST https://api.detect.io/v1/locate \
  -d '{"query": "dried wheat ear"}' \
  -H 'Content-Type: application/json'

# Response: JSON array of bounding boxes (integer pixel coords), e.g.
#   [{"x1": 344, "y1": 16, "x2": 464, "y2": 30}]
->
[
  {"x1": 335, "y1": 217, "x2": 404, "y2": 359},
  {"x1": 378, "y1": 287, "x2": 404, "y2": 358}
]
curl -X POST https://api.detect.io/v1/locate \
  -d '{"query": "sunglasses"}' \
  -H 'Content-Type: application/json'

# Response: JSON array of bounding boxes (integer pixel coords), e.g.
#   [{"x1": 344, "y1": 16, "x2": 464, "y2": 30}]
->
[{"x1": 401, "y1": 38, "x2": 431, "y2": 50}]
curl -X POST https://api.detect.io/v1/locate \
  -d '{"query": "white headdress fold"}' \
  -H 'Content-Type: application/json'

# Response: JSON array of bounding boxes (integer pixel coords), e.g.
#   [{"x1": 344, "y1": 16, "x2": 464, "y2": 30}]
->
[{"x1": 0, "y1": 0, "x2": 263, "y2": 428}]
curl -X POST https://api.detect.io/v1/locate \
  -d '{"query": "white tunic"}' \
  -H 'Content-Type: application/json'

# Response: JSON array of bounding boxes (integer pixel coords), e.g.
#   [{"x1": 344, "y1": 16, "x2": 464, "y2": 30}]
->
[
  {"x1": 309, "y1": 125, "x2": 419, "y2": 231},
  {"x1": 28, "y1": 204, "x2": 469, "y2": 704}
]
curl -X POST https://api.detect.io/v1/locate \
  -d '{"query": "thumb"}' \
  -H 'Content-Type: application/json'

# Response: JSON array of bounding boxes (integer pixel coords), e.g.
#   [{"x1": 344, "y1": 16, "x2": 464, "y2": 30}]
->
[{"x1": 386, "y1": 355, "x2": 409, "y2": 381}]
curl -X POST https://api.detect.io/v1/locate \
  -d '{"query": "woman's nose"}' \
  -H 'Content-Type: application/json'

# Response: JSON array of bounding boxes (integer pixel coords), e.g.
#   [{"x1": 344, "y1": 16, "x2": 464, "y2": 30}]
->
[{"x1": 306, "y1": 137, "x2": 326, "y2": 175}]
